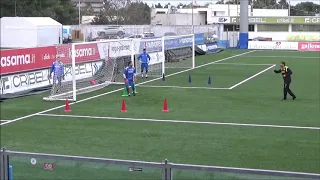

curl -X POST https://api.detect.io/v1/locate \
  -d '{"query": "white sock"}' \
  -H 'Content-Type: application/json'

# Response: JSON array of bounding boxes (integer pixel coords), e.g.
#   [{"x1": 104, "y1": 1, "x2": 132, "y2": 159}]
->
[
  {"x1": 146, "y1": 74, "x2": 148, "y2": 77},
  {"x1": 141, "y1": 74, "x2": 144, "y2": 77}
]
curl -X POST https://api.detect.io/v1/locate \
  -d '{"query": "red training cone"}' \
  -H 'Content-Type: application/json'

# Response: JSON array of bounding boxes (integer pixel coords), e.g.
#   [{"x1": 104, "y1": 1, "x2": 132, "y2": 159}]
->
[
  {"x1": 121, "y1": 100, "x2": 127, "y2": 112},
  {"x1": 162, "y1": 98, "x2": 169, "y2": 112},
  {"x1": 90, "y1": 79, "x2": 96, "y2": 85},
  {"x1": 64, "y1": 99, "x2": 71, "y2": 112}
]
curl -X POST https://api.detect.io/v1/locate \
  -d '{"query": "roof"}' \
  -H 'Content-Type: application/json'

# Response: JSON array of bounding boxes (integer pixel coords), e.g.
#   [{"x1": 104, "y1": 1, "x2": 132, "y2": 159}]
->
[{"x1": 1, "y1": 17, "x2": 62, "y2": 26}]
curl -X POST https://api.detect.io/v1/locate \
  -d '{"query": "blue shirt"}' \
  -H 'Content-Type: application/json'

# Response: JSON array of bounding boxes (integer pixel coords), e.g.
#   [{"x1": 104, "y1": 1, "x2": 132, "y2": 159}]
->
[
  {"x1": 138, "y1": 52, "x2": 150, "y2": 64},
  {"x1": 51, "y1": 61, "x2": 64, "y2": 77},
  {"x1": 123, "y1": 66, "x2": 136, "y2": 80}
]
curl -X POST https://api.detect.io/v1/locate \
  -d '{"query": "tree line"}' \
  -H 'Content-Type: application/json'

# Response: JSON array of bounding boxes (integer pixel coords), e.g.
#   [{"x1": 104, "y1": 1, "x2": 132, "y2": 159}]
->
[
  {"x1": 0, "y1": 0, "x2": 150, "y2": 25},
  {"x1": 1, "y1": 0, "x2": 319, "y2": 25}
]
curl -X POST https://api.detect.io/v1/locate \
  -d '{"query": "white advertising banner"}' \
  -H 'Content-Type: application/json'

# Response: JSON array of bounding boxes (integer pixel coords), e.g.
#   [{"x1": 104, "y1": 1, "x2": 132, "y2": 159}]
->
[
  {"x1": 1, "y1": 60, "x2": 103, "y2": 94},
  {"x1": 248, "y1": 41, "x2": 298, "y2": 50},
  {"x1": 148, "y1": 52, "x2": 165, "y2": 65},
  {"x1": 97, "y1": 40, "x2": 133, "y2": 58}
]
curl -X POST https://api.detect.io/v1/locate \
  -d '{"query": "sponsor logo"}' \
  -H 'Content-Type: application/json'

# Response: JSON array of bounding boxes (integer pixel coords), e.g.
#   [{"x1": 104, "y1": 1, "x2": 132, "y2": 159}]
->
[
  {"x1": 218, "y1": 18, "x2": 228, "y2": 23},
  {"x1": 111, "y1": 44, "x2": 130, "y2": 53},
  {"x1": 0, "y1": 69, "x2": 50, "y2": 94},
  {"x1": 305, "y1": 17, "x2": 320, "y2": 23},
  {"x1": 75, "y1": 47, "x2": 96, "y2": 58},
  {"x1": 298, "y1": 42, "x2": 320, "y2": 51},
  {"x1": 0, "y1": 46, "x2": 56, "y2": 75},
  {"x1": 206, "y1": 43, "x2": 218, "y2": 52},
  {"x1": 179, "y1": 37, "x2": 193, "y2": 44},
  {"x1": 1, "y1": 54, "x2": 35, "y2": 67},
  {"x1": 43, "y1": 163, "x2": 55, "y2": 170},
  {"x1": 248, "y1": 42, "x2": 298, "y2": 50}
]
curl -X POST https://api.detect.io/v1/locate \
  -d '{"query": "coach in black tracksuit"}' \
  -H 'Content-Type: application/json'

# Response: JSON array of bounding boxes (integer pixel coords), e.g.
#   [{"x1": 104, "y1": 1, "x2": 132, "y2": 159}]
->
[{"x1": 274, "y1": 62, "x2": 296, "y2": 100}]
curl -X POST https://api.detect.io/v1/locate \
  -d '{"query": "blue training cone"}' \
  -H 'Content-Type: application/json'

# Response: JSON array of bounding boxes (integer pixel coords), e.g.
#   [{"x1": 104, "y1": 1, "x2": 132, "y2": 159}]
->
[
  {"x1": 208, "y1": 76, "x2": 212, "y2": 85},
  {"x1": 188, "y1": 75, "x2": 192, "y2": 83},
  {"x1": 162, "y1": 73, "x2": 166, "y2": 82}
]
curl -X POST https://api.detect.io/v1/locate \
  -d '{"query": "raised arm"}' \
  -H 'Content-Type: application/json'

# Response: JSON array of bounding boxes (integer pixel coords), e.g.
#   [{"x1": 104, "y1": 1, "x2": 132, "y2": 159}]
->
[{"x1": 274, "y1": 68, "x2": 281, "y2": 74}]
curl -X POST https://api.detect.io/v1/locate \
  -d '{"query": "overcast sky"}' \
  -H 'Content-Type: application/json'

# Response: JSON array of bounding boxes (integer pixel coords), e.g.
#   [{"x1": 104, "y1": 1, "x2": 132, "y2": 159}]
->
[{"x1": 142, "y1": 0, "x2": 319, "y2": 6}]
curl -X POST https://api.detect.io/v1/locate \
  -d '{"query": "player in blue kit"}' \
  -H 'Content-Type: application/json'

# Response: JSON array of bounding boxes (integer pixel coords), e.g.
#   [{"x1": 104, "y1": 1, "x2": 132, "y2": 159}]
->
[
  {"x1": 49, "y1": 56, "x2": 64, "y2": 93},
  {"x1": 123, "y1": 61, "x2": 137, "y2": 96},
  {"x1": 138, "y1": 48, "x2": 151, "y2": 78}
]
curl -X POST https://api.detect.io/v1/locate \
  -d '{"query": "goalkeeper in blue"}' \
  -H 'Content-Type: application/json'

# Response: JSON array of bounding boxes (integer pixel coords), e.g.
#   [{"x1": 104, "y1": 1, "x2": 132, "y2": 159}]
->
[
  {"x1": 138, "y1": 48, "x2": 151, "y2": 78},
  {"x1": 123, "y1": 61, "x2": 137, "y2": 96},
  {"x1": 49, "y1": 56, "x2": 64, "y2": 93}
]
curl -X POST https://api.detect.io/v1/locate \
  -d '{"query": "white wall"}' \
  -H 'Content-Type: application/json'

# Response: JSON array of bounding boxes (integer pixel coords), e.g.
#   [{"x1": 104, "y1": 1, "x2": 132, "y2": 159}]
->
[
  {"x1": 151, "y1": 14, "x2": 206, "y2": 25},
  {"x1": 37, "y1": 26, "x2": 61, "y2": 47},
  {"x1": 1, "y1": 18, "x2": 38, "y2": 48},
  {"x1": 249, "y1": 32, "x2": 320, "y2": 41}
]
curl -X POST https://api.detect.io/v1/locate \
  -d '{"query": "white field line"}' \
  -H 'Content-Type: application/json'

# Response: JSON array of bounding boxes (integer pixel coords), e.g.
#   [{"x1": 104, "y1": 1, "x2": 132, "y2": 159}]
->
[
  {"x1": 0, "y1": 120, "x2": 12, "y2": 122},
  {"x1": 215, "y1": 62, "x2": 274, "y2": 66},
  {"x1": 37, "y1": 114, "x2": 320, "y2": 130},
  {"x1": 229, "y1": 64, "x2": 276, "y2": 89},
  {"x1": 139, "y1": 85, "x2": 228, "y2": 90},
  {"x1": 244, "y1": 56, "x2": 319, "y2": 59},
  {"x1": 1, "y1": 50, "x2": 256, "y2": 126}
]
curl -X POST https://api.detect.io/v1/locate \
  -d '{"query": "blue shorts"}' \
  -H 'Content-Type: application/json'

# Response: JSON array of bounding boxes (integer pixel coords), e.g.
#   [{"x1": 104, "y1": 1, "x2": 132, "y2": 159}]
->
[
  {"x1": 125, "y1": 80, "x2": 135, "y2": 88},
  {"x1": 141, "y1": 63, "x2": 148, "y2": 72}
]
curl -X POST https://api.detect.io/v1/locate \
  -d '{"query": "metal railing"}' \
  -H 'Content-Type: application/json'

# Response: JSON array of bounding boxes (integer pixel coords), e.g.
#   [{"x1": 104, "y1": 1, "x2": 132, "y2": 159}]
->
[{"x1": 1, "y1": 148, "x2": 320, "y2": 180}]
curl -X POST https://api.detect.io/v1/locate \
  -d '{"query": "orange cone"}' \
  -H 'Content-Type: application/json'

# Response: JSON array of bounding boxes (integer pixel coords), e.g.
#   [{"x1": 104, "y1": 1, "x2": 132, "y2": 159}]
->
[
  {"x1": 162, "y1": 98, "x2": 169, "y2": 112},
  {"x1": 64, "y1": 99, "x2": 71, "y2": 112},
  {"x1": 121, "y1": 100, "x2": 127, "y2": 112}
]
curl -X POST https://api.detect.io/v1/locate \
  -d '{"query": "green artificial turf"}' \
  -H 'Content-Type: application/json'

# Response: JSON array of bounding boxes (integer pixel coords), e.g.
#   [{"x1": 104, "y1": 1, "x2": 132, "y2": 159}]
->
[{"x1": 1, "y1": 49, "x2": 319, "y2": 179}]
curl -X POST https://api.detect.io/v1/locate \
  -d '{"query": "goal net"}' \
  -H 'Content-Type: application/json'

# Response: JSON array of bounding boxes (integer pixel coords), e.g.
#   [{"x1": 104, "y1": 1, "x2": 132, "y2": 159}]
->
[
  {"x1": 43, "y1": 39, "x2": 134, "y2": 101},
  {"x1": 43, "y1": 34, "x2": 194, "y2": 101},
  {"x1": 134, "y1": 34, "x2": 195, "y2": 78}
]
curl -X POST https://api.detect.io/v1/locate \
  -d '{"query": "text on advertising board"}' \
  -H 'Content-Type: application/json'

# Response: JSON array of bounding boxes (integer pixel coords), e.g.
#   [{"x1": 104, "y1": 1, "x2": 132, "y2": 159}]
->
[
  {"x1": 248, "y1": 41, "x2": 298, "y2": 50},
  {"x1": 298, "y1": 42, "x2": 320, "y2": 51},
  {"x1": 230, "y1": 16, "x2": 320, "y2": 24},
  {"x1": 0, "y1": 46, "x2": 56, "y2": 75}
]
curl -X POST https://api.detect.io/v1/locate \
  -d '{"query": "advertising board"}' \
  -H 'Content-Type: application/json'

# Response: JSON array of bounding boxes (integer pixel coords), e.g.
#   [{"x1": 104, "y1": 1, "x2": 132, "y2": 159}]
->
[
  {"x1": 0, "y1": 46, "x2": 56, "y2": 75},
  {"x1": 148, "y1": 52, "x2": 165, "y2": 65},
  {"x1": 248, "y1": 41, "x2": 298, "y2": 50},
  {"x1": 298, "y1": 42, "x2": 320, "y2": 51},
  {"x1": 206, "y1": 43, "x2": 218, "y2": 53},
  {"x1": 0, "y1": 60, "x2": 103, "y2": 94}
]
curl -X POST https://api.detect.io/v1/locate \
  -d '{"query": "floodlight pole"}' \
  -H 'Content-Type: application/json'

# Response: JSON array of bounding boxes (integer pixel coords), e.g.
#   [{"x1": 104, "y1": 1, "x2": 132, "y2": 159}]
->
[
  {"x1": 192, "y1": 1, "x2": 194, "y2": 33},
  {"x1": 78, "y1": 0, "x2": 81, "y2": 25}
]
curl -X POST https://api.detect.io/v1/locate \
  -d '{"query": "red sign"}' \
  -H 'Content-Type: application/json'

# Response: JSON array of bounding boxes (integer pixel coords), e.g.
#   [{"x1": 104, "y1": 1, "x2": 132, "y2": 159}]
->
[
  {"x1": 1, "y1": 43, "x2": 102, "y2": 75},
  {"x1": 43, "y1": 163, "x2": 55, "y2": 170},
  {"x1": 56, "y1": 43, "x2": 101, "y2": 63},
  {"x1": 298, "y1": 42, "x2": 320, "y2": 51},
  {"x1": 1, "y1": 46, "x2": 56, "y2": 75}
]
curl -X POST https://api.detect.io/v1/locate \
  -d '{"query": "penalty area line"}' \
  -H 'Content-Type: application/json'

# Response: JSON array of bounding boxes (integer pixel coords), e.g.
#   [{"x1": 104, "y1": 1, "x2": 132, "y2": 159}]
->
[
  {"x1": 1, "y1": 50, "x2": 256, "y2": 126},
  {"x1": 215, "y1": 63, "x2": 275, "y2": 66},
  {"x1": 139, "y1": 85, "x2": 229, "y2": 90},
  {"x1": 229, "y1": 64, "x2": 276, "y2": 89},
  {"x1": 37, "y1": 114, "x2": 320, "y2": 130}
]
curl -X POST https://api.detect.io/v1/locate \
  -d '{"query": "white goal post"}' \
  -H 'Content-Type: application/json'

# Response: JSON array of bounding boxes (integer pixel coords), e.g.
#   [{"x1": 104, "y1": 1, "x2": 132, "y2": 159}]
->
[{"x1": 43, "y1": 34, "x2": 195, "y2": 101}]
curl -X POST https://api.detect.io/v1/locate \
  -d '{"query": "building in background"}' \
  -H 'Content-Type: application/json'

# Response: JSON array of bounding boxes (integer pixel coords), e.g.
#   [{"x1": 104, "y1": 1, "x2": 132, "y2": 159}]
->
[{"x1": 151, "y1": 4, "x2": 288, "y2": 25}]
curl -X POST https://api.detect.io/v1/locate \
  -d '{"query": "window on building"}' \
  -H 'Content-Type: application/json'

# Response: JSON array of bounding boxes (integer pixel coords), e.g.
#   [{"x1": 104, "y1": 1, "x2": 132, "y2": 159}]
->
[
  {"x1": 224, "y1": 25, "x2": 234, "y2": 31},
  {"x1": 257, "y1": 24, "x2": 288, "y2": 32},
  {"x1": 223, "y1": 24, "x2": 255, "y2": 32},
  {"x1": 214, "y1": 11, "x2": 217, "y2": 16},
  {"x1": 249, "y1": 24, "x2": 255, "y2": 32},
  {"x1": 292, "y1": 25, "x2": 320, "y2": 32}
]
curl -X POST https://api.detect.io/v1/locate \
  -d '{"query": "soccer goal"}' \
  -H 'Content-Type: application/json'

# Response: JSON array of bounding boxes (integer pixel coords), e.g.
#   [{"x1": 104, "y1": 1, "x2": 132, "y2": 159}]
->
[
  {"x1": 43, "y1": 34, "x2": 195, "y2": 101},
  {"x1": 135, "y1": 34, "x2": 195, "y2": 78},
  {"x1": 43, "y1": 39, "x2": 135, "y2": 101}
]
